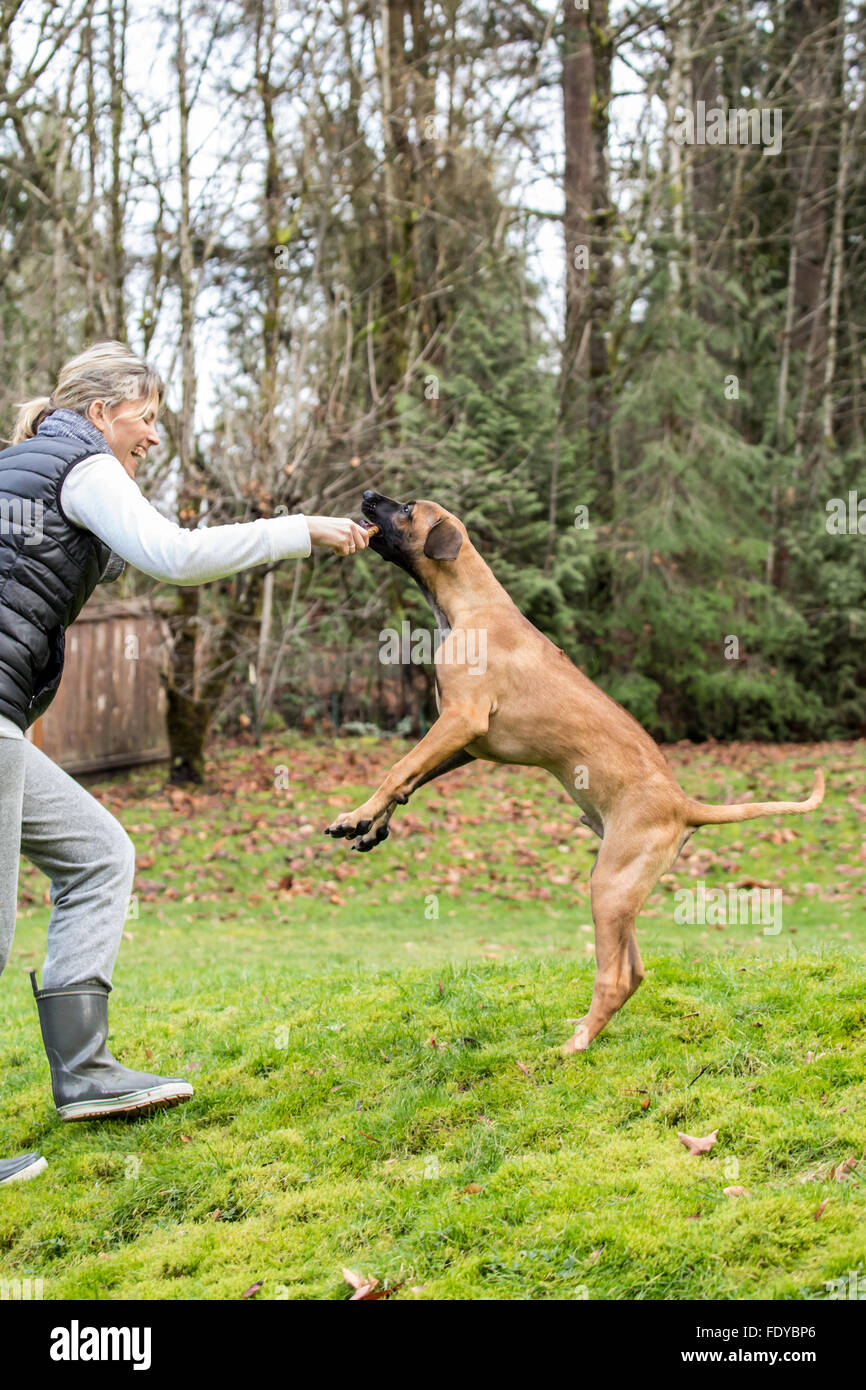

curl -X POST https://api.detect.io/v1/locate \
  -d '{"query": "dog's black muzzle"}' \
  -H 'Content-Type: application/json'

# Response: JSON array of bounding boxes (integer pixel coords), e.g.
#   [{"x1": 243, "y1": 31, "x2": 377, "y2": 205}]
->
[
  {"x1": 361, "y1": 489, "x2": 401, "y2": 522},
  {"x1": 361, "y1": 490, "x2": 412, "y2": 565}
]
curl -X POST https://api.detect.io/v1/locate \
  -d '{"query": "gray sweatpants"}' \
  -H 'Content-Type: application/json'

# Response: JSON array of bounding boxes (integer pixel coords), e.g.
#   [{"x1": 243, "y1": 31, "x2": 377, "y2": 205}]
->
[{"x1": 0, "y1": 738, "x2": 135, "y2": 989}]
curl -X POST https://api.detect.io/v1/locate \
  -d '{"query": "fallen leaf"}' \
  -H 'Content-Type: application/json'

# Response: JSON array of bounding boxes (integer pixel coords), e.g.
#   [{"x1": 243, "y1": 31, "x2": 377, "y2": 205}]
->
[
  {"x1": 723, "y1": 1186, "x2": 750, "y2": 1198},
  {"x1": 342, "y1": 1267, "x2": 380, "y2": 1300},
  {"x1": 814, "y1": 1200, "x2": 829, "y2": 1220},
  {"x1": 833, "y1": 1156, "x2": 859, "y2": 1182},
  {"x1": 640, "y1": 1096, "x2": 651, "y2": 1111},
  {"x1": 241, "y1": 1281, "x2": 263, "y2": 1298},
  {"x1": 179, "y1": 1134, "x2": 191, "y2": 1143},
  {"x1": 678, "y1": 1129, "x2": 718, "y2": 1156},
  {"x1": 463, "y1": 1183, "x2": 482, "y2": 1194}
]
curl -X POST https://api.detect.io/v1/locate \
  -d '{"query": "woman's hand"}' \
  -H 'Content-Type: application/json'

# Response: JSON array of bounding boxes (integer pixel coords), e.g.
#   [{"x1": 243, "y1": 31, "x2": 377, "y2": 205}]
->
[{"x1": 306, "y1": 516, "x2": 372, "y2": 556}]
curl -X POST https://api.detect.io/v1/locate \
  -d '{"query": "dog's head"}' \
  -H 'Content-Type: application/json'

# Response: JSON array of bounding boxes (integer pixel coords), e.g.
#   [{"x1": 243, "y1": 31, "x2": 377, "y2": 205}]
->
[{"x1": 361, "y1": 490, "x2": 465, "y2": 582}]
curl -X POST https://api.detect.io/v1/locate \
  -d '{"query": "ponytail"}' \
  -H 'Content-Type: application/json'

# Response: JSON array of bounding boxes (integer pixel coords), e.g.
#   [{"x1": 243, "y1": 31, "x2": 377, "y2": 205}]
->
[{"x1": 11, "y1": 396, "x2": 54, "y2": 444}]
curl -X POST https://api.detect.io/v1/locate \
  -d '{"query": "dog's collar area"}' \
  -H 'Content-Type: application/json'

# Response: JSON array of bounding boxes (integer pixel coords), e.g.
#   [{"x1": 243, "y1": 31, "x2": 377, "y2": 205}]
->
[{"x1": 414, "y1": 579, "x2": 452, "y2": 636}]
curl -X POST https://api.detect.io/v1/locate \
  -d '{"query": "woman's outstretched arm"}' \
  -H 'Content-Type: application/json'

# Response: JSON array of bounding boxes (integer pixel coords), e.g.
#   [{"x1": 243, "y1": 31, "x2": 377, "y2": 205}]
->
[{"x1": 60, "y1": 454, "x2": 368, "y2": 583}]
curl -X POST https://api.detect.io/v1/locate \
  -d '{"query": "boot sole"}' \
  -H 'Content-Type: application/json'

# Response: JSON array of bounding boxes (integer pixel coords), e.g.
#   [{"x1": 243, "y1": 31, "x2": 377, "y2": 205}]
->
[
  {"x1": 57, "y1": 1084, "x2": 194, "y2": 1121},
  {"x1": 0, "y1": 1156, "x2": 48, "y2": 1185}
]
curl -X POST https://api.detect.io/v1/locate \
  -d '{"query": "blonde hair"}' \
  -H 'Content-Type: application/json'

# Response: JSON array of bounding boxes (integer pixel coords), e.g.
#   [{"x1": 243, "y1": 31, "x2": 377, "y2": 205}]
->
[{"x1": 12, "y1": 341, "x2": 165, "y2": 444}]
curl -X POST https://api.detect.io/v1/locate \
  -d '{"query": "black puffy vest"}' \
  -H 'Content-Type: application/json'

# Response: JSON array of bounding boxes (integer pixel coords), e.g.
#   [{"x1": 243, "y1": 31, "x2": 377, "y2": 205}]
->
[{"x1": 0, "y1": 437, "x2": 112, "y2": 731}]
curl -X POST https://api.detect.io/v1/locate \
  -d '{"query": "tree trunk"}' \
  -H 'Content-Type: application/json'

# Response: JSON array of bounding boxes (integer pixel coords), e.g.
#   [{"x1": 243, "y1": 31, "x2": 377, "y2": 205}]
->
[
  {"x1": 106, "y1": 0, "x2": 128, "y2": 342},
  {"x1": 377, "y1": 0, "x2": 413, "y2": 392},
  {"x1": 252, "y1": 0, "x2": 285, "y2": 738},
  {"x1": 164, "y1": 0, "x2": 207, "y2": 785},
  {"x1": 560, "y1": 1, "x2": 613, "y2": 512},
  {"x1": 560, "y1": 2, "x2": 593, "y2": 434}
]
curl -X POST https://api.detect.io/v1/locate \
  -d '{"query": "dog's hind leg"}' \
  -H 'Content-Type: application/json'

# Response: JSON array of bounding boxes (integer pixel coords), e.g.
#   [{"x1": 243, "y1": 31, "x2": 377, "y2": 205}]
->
[{"x1": 563, "y1": 817, "x2": 681, "y2": 1053}]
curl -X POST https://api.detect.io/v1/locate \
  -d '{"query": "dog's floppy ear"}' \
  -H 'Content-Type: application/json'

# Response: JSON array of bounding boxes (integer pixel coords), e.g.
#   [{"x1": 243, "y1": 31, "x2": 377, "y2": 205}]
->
[{"x1": 423, "y1": 517, "x2": 463, "y2": 561}]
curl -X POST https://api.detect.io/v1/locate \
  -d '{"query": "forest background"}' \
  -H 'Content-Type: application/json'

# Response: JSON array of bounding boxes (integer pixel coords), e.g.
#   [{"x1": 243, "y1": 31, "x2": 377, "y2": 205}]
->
[{"x1": 2, "y1": 0, "x2": 864, "y2": 780}]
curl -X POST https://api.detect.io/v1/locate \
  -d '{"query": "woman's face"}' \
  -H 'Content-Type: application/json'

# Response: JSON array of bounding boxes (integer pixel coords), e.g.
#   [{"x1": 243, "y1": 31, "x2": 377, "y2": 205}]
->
[{"x1": 87, "y1": 395, "x2": 161, "y2": 479}]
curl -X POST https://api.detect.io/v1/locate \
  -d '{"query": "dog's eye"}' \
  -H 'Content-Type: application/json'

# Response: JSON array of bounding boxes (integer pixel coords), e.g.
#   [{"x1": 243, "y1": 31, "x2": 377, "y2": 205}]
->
[{"x1": 403, "y1": 502, "x2": 414, "y2": 514}]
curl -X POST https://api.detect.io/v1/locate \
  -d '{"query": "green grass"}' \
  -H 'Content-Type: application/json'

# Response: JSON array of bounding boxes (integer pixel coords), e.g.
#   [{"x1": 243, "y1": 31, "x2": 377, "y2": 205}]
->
[{"x1": 1, "y1": 735, "x2": 864, "y2": 1300}]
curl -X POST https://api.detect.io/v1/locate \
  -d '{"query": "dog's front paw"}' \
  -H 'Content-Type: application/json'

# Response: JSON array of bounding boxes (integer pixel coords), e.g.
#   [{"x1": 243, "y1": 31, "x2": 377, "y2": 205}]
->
[
  {"x1": 351, "y1": 809, "x2": 392, "y2": 853},
  {"x1": 325, "y1": 803, "x2": 379, "y2": 841}
]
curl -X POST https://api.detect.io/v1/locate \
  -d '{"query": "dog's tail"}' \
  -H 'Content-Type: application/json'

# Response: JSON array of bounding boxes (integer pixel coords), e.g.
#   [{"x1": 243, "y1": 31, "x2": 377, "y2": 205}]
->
[{"x1": 683, "y1": 768, "x2": 825, "y2": 827}]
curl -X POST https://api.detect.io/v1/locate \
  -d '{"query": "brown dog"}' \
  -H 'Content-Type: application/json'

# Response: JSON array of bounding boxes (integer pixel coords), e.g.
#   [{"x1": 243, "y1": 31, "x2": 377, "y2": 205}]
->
[{"x1": 326, "y1": 490, "x2": 825, "y2": 1051}]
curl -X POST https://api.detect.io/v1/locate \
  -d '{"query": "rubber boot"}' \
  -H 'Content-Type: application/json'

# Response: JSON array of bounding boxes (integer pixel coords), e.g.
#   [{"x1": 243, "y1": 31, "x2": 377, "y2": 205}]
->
[
  {"x1": 0, "y1": 1153, "x2": 47, "y2": 1185},
  {"x1": 30, "y1": 973, "x2": 193, "y2": 1121}
]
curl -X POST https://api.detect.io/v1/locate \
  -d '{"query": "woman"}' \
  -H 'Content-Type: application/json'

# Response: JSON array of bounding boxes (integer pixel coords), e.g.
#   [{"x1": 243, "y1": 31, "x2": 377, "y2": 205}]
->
[{"x1": 0, "y1": 340, "x2": 370, "y2": 1186}]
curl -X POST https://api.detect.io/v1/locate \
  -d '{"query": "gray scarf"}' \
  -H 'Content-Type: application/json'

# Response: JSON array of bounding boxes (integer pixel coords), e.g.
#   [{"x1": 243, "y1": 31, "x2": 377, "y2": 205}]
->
[
  {"x1": 38, "y1": 406, "x2": 111, "y2": 456},
  {"x1": 37, "y1": 408, "x2": 126, "y2": 584}
]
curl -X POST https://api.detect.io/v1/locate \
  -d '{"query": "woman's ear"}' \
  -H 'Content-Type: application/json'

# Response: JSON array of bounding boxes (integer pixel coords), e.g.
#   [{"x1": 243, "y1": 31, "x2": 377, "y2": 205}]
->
[{"x1": 423, "y1": 518, "x2": 463, "y2": 561}]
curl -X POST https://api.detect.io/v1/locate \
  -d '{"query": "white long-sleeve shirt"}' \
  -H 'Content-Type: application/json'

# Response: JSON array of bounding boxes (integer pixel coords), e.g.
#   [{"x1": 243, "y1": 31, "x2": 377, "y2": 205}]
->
[{"x1": 0, "y1": 453, "x2": 311, "y2": 739}]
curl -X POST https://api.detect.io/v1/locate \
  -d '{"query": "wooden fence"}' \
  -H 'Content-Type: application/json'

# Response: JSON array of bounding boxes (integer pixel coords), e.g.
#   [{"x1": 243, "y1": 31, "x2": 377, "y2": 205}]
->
[{"x1": 26, "y1": 599, "x2": 170, "y2": 774}]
